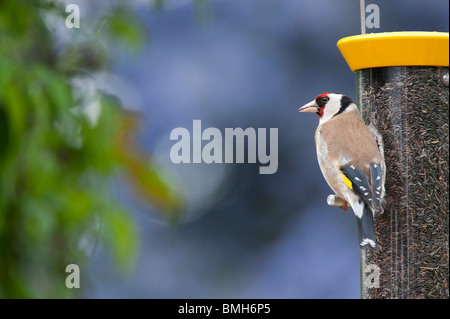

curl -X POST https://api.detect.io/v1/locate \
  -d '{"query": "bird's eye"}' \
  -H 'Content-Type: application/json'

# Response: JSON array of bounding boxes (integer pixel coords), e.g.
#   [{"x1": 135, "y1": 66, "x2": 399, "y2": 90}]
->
[{"x1": 321, "y1": 97, "x2": 329, "y2": 103}]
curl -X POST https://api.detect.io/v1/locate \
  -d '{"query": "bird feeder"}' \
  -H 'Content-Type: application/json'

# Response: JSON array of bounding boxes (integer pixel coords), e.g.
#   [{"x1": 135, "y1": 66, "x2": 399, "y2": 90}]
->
[{"x1": 338, "y1": 31, "x2": 449, "y2": 299}]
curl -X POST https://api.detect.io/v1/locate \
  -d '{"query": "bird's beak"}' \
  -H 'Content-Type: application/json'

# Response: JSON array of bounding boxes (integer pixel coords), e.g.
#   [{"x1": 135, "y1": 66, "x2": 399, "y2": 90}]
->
[{"x1": 298, "y1": 100, "x2": 318, "y2": 113}]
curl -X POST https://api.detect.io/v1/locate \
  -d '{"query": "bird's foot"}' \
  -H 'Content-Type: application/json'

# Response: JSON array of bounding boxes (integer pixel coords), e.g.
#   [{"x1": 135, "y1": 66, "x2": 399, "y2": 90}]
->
[{"x1": 341, "y1": 200, "x2": 348, "y2": 211}]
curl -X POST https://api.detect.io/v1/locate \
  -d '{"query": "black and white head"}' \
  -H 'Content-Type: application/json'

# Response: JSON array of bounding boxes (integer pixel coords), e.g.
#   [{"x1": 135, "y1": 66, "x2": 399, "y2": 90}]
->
[{"x1": 298, "y1": 93, "x2": 357, "y2": 124}]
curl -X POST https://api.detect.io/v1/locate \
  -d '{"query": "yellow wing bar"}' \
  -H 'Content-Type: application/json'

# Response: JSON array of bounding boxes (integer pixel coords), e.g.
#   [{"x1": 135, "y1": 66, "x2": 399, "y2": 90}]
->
[{"x1": 339, "y1": 170, "x2": 353, "y2": 190}]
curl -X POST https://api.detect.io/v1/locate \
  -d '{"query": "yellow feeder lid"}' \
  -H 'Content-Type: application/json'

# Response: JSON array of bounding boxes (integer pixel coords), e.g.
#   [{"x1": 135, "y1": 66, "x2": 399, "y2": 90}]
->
[{"x1": 337, "y1": 31, "x2": 449, "y2": 72}]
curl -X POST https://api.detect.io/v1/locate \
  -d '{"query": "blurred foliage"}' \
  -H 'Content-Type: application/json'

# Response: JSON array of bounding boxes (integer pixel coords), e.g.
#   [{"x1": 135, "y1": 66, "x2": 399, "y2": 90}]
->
[{"x1": 0, "y1": 0, "x2": 182, "y2": 298}]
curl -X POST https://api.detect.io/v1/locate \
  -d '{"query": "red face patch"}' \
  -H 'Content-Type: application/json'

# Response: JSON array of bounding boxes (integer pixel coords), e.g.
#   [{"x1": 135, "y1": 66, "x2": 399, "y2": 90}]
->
[
  {"x1": 315, "y1": 92, "x2": 330, "y2": 101},
  {"x1": 315, "y1": 92, "x2": 330, "y2": 118},
  {"x1": 317, "y1": 107, "x2": 324, "y2": 118}
]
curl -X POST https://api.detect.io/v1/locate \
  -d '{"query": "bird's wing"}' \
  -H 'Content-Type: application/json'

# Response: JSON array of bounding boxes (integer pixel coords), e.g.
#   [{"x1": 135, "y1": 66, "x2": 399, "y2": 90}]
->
[
  {"x1": 369, "y1": 162, "x2": 384, "y2": 212},
  {"x1": 339, "y1": 162, "x2": 384, "y2": 213},
  {"x1": 339, "y1": 164, "x2": 373, "y2": 206}
]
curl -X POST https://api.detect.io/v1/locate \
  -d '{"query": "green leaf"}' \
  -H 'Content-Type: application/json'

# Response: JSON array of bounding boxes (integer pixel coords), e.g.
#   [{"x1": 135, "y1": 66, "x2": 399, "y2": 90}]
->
[
  {"x1": 105, "y1": 10, "x2": 145, "y2": 52},
  {"x1": 102, "y1": 207, "x2": 138, "y2": 271}
]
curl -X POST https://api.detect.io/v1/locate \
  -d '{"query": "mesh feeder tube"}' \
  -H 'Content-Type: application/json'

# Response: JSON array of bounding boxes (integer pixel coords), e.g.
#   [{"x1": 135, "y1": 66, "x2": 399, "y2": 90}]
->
[{"x1": 337, "y1": 32, "x2": 449, "y2": 299}]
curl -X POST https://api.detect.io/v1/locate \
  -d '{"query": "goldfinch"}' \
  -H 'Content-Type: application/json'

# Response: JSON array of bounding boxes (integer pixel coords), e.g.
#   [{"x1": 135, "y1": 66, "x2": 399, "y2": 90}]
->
[{"x1": 299, "y1": 93, "x2": 385, "y2": 250}]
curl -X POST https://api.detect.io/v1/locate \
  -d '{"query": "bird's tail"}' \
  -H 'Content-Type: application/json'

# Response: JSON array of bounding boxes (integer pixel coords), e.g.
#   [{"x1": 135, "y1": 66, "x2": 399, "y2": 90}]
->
[{"x1": 357, "y1": 204, "x2": 377, "y2": 250}]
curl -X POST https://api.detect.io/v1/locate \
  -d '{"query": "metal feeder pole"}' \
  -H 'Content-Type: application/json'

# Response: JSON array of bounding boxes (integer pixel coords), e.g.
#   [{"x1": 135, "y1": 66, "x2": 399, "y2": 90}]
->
[{"x1": 338, "y1": 32, "x2": 449, "y2": 299}]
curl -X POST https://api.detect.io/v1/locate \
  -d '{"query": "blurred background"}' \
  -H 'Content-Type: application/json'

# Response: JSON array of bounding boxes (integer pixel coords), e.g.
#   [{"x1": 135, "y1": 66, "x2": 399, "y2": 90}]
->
[{"x1": 0, "y1": 0, "x2": 448, "y2": 298}]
